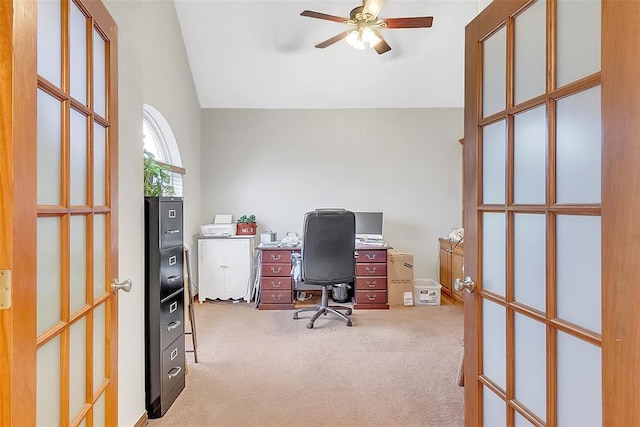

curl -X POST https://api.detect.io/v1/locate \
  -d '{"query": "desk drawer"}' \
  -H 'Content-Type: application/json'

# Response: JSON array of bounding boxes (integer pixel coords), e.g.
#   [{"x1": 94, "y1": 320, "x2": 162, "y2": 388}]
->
[
  {"x1": 261, "y1": 277, "x2": 293, "y2": 291},
  {"x1": 261, "y1": 263, "x2": 291, "y2": 277},
  {"x1": 355, "y1": 277, "x2": 387, "y2": 290},
  {"x1": 261, "y1": 290, "x2": 293, "y2": 304},
  {"x1": 262, "y1": 250, "x2": 293, "y2": 263},
  {"x1": 356, "y1": 263, "x2": 387, "y2": 277},
  {"x1": 354, "y1": 290, "x2": 388, "y2": 305},
  {"x1": 357, "y1": 250, "x2": 386, "y2": 263}
]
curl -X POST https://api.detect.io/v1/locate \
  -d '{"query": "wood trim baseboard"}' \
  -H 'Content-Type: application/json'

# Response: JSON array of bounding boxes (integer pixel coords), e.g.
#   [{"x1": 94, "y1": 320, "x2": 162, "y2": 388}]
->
[{"x1": 133, "y1": 411, "x2": 148, "y2": 427}]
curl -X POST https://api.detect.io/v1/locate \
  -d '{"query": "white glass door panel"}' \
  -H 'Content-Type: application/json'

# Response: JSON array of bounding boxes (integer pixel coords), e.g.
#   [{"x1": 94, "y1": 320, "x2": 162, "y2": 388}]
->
[
  {"x1": 37, "y1": 0, "x2": 62, "y2": 86},
  {"x1": 70, "y1": 109, "x2": 88, "y2": 206},
  {"x1": 69, "y1": 317, "x2": 87, "y2": 422},
  {"x1": 482, "y1": 213, "x2": 506, "y2": 297},
  {"x1": 483, "y1": 26, "x2": 507, "y2": 117},
  {"x1": 37, "y1": 89, "x2": 62, "y2": 206},
  {"x1": 556, "y1": 0, "x2": 601, "y2": 88},
  {"x1": 514, "y1": 0, "x2": 546, "y2": 104},
  {"x1": 556, "y1": 86, "x2": 601, "y2": 204},
  {"x1": 36, "y1": 336, "x2": 61, "y2": 425},
  {"x1": 93, "y1": 214, "x2": 107, "y2": 298},
  {"x1": 556, "y1": 215, "x2": 601, "y2": 333},
  {"x1": 514, "y1": 106, "x2": 546, "y2": 204},
  {"x1": 37, "y1": 217, "x2": 61, "y2": 334},
  {"x1": 514, "y1": 313, "x2": 546, "y2": 421},
  {"x1": 70, "y1": 215, "x2": 87, "y2": 313},
  {"x1": 483, "y1": 299, "x2": 506, "y2": 390},
  {"x1": 513, "y1": 213, "x2": 546, "y2": 311},
  {"x1": 484, "y1": 384, "x2": 507, "y2": 426},
  {"x1": 94, "y1": 123, "x2": 107, "y2": 206},
  {"x1": 557, "y1": 331, "x2": 602, "y2": 426},
  {"x1": 93, "y1": 29, "x2": 106, "y2": 118},
  {"x1": 69, "y1": 1, "x2": 87, "y2": 105},
  {"x1": 482, "y1": 120, "x2": 506, "y2": 204}
]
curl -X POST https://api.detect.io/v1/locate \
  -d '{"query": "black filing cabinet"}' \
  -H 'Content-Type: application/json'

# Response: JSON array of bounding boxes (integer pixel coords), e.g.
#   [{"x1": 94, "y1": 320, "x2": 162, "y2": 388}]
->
[{"x1": 144, "y1": 197, "x2": 185, "y2": 418}]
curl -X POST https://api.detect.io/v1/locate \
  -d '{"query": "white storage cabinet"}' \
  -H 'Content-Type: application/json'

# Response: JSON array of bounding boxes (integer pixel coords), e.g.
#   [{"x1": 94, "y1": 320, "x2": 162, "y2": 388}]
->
[{"x1": 198, "y1": 236, "x2": 256, "y2": 302}]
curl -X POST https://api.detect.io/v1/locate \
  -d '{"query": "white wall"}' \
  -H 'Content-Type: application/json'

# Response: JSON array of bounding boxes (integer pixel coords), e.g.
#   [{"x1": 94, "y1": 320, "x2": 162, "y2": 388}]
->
[
  {"x1": 200, "y1": 108, "x2": 463, "y2": 281},
  {"x1": 103, "y1": 1, "x2": 201, "y2": 425}
]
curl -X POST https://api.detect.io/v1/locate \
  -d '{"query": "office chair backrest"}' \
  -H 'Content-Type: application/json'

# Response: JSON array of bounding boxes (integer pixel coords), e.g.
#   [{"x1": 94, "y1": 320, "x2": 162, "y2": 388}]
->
[{"x1": 301, "y1": 209, "x2": 356, "y2": 285}]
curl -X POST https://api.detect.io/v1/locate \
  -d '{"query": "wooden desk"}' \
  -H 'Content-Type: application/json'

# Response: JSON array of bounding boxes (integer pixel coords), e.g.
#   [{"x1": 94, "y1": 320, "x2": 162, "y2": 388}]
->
[{"x1": 256, "y1": 244, "x2": 390, "y2": 310}]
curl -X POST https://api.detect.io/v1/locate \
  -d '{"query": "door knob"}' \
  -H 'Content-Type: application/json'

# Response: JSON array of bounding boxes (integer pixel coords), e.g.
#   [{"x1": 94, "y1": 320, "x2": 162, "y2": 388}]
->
[
  {"x1": 112, "y1": 278, "x2": 132, "y2": 293},
  {"x1": 454, "y1": 276, "x2": 475, "y2": 294}
]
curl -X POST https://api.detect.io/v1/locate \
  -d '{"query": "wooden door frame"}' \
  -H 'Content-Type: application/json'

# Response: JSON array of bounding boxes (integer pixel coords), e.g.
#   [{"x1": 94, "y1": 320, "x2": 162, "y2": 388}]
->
[{"x1": 463, "y1": 0, "x2": 640, "y2": 425}]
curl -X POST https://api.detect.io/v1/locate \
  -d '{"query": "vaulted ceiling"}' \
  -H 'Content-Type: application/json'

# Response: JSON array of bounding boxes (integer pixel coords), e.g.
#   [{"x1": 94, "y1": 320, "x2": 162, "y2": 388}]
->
[{"x1": 174, "y1": 0, "x2": 481, "y2": 109}]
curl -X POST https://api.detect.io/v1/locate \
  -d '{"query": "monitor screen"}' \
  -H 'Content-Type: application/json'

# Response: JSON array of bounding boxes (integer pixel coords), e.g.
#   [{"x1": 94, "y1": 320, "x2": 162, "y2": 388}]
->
[{"x1": 354, "y1": 212, "x2": 383, "y2": 239}]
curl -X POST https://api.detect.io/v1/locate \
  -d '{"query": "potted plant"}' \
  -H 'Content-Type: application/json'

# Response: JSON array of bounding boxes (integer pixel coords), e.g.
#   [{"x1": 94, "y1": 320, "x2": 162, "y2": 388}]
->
[
  {"x1": 236, "y1": 214, "x2": 257, "y2": 235},
  {"x1": 144, "y1": 149, "x2": 175, "y2": 197}
]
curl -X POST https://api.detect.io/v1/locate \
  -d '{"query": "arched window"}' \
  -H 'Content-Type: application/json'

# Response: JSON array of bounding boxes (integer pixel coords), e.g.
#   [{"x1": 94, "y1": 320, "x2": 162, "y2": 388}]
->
[{"x1": 143, "y1": 104, "x2": 184, "y2": 196}]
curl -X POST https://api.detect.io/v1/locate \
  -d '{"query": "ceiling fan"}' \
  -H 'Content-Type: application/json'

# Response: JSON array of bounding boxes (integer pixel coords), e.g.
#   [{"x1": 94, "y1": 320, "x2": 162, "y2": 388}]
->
[{"x1": 300, "y1": 0, "x2": 433, "y2": 55}]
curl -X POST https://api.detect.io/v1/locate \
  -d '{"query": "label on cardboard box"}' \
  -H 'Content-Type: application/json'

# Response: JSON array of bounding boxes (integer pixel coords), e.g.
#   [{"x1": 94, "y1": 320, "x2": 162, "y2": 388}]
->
[{"x1": 387, "y1": 250, "x2": 414, "y2": 306}]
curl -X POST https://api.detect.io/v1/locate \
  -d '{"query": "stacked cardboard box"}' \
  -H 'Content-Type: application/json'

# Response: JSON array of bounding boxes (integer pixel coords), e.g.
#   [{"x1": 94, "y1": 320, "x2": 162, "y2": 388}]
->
[{"x1": 387, "y1": 250, "x2": 414, "y2": 306}]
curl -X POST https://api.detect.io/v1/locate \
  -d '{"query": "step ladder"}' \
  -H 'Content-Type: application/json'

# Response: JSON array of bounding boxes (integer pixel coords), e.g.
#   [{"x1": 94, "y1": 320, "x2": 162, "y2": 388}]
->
[{"x1": 184, "y1": 245, "x2": 198, "y2": 363}]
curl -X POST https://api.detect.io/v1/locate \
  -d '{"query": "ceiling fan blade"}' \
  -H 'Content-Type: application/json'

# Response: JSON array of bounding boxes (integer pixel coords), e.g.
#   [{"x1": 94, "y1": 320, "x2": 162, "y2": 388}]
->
[
  {"x1": 372, "y1": 29, "x2": 391, "y2": 55},
  {"x1": 315, "y1": 31, "x2": 351, "y2": 49},
  {"x1": 300, "y1": 10, "x2": 348, "y2": 24},
  {"x1": 362, "y1": 0, "x2": 386, "y2": 20},
  {"x1": 384, "y1": 16, "x2": 434, "y2": 29}
]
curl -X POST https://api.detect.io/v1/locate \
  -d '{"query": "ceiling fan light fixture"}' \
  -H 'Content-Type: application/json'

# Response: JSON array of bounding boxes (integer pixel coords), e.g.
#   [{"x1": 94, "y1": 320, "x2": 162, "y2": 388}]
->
[{"x1": 346, "y1": 27, "x2": 381, "y2": 50}]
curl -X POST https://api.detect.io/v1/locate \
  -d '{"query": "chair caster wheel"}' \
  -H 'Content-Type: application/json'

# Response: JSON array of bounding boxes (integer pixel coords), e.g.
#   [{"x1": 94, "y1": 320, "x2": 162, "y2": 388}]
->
[
  {"x1": 293, "y1": 313, "x2": 299, "y2": 319},
  {"x1": 346, "y1": 320, "x2": 352, "y2": 327},
  {"x1": 346, "y1": 309, "x2": 352, "y2": 315},
  {"x1": 306, "y1": 322, "x2": 314, "y2": 329}
]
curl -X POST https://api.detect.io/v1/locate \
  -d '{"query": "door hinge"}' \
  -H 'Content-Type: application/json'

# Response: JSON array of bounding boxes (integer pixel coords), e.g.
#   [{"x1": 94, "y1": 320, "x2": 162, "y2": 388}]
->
[{"x1": 0, "y1": 270, "x2": 11, "y2": 309}]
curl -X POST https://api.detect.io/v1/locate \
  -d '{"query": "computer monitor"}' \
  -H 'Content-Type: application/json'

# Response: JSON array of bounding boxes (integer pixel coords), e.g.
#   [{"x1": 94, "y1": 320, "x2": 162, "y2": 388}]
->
[{"x1": 354, "y1": 212, "x2": 383, "y2": 240}]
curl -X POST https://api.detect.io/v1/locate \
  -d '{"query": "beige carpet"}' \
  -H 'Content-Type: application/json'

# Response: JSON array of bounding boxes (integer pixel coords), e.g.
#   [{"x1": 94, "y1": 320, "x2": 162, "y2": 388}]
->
[{"x1": 148, "y1": 299, "x2": 464, "y2": 427}]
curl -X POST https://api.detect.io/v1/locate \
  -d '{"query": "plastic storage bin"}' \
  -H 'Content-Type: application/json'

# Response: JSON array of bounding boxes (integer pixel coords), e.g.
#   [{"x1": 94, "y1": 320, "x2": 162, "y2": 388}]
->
[{"x1": 414, "y1": 279, "x2": 442, "y2": 306}]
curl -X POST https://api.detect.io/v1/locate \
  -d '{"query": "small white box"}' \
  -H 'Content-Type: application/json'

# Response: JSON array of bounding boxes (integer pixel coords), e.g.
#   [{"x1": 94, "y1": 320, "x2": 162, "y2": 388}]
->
[{"x1": 414, "y1": 278, "x2": 441, "y2": 306}]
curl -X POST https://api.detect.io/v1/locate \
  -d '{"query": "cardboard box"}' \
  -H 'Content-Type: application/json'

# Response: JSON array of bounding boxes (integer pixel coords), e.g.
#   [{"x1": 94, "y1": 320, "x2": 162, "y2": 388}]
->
[{"x1": 387, "y1": 250, "x2": 414, "y2": 306}]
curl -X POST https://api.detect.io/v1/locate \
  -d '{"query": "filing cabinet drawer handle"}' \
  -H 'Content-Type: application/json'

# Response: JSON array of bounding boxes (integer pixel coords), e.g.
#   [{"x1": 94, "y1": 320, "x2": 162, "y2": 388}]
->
[
  {"x1": 168, "y1": 209, "x2": 176, "y2": 218},
  {"x1": 367, "y1": 294, "x2": 377, "y2": 301},
  {"x1": 167, "y1": 275, "x2": 180, "y2": 282},
  {"x1": 167, "y1": 320, "x2": 181, "y2": 332},
  {"x1": 165, "y1": 229, "x2": 180, "y2": 235},
  {"x1": 171, "y1": 347, "x2": 178, "y2": 360},
  {"x1": 169, "y1": 256, "x2": 177, "y2": 266},
  {"x1": 167, "y1": 366, "x2": 182, "y2": 379},
  {"x1": 270, "y1": 267, "x2": 282, "y2": 274},
  {"x1": 365, "y1": 267, "x2": 377, "y2": 274},
  {"x1": 365, "y1": 254, "x2": 378, "y2": 260},
  {"x1": 270, "y1": 254, "x2": 282, "y2": 261},
  {"x1": 367, "y1": 281, "x2": 377, "y2": 288},
  {"x1": 271, "y1": 294, "x2": 282, "y2": 301},
  {"x1": 271, "y1": 281, "x2": 282, "y2": 288},
  {"x1": 170, "y1": 301, "x2": 178, "y2": 313}
]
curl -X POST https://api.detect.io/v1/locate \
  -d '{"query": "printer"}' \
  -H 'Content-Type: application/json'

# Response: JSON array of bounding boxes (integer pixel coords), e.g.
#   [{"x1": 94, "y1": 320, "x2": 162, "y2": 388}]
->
[{"x1": 200, "y1": 214, "x2": 236, "y2": 237}]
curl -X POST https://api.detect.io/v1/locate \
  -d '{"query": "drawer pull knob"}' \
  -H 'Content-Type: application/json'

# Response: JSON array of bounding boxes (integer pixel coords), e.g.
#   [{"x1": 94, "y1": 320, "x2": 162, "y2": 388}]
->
[
  {"x1": 270, "y1": 254, "x2": 282, "y2": 261},
  {"x1": 367, "y1": 294, "x2": 377, "y2": 301},
  {"x1": 167, "y1": 366, "x2": 182, "y2": 379},
  {"x1": 367, "y1": 281, "x2": 376, "y2": 288},
  {"x1": 271, "y1": 281, "x2": 281, "y2": 288},
  {"x1": 271, "y1": 294, "x2": 282, "y2": 301},
  {"x1": 270, "y1": 267, "x2": 282, "y2": 274},
  {"x1": 168, "y1": 209, "x2": 177, "y2": 218},
  {"x1": 167, "y1": 320, "x2": 181, "y2": 331},
  {"x1": 167, "y1": 275, "x2": 180, "y2": 282},
  {"x1": 366, "y1": 254, "x2": 377, "y2": 260},
  {"x1": 169, "y1": 301, "x2": 178, "y2": 313},
  {"x1": 165, "y1": 229, "x2": 180, "y2": 234},
  {"x1": 365, "y1": 267, "x2": 377, "y2": 274}
]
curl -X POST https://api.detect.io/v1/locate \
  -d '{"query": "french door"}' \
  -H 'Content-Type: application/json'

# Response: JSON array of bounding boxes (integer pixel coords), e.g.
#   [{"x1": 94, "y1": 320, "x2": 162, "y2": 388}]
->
[
  {"x1": 463, "y1": 0, "x2": 640, "y2": 425},
  {"x1": 0, "y1": 0, "x2": 119, "y2": 425}
]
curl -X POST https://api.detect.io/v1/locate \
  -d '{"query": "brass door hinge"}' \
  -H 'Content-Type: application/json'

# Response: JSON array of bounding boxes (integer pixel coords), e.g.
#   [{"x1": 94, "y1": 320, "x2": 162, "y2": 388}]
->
[{"x1": 0, "y1": 270, "x2": 11, "y2": 309}]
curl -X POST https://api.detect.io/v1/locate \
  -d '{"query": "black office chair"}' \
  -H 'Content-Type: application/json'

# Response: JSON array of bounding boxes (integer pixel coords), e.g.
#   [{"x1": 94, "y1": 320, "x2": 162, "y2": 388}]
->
[{"x1": 293, "y1": 209, "x2": 356, "y2": 329}]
